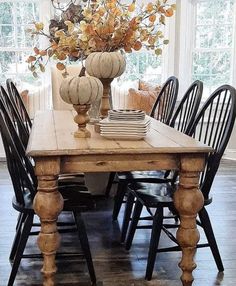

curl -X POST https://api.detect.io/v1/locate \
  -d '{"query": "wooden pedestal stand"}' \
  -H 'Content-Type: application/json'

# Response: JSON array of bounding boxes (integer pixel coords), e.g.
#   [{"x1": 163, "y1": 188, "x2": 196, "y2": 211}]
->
[
  {"x1": 73, "y1": 104, "x2": 91, "y2": 138},
  {"x1": 99, "y1": 78, "x2": 114, "y2": 119}
]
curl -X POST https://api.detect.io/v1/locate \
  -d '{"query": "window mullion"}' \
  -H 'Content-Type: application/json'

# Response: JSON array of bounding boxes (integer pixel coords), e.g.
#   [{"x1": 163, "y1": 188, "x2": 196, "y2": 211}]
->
[
  {"x1": 12, "y1": 1, "x2": 18, "y2": 73},
  {"x1": 230, "y1": 1, "x2": 236, "y2": 86}
]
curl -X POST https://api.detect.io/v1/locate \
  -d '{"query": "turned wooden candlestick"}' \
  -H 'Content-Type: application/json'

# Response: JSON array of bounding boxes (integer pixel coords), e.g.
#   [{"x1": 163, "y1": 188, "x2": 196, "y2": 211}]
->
[
  {"x1": 73, "y1": 104, "x2": 91, "y2": 138},
  {"x1": 99, "y1": 78, "x2": 114, "y2": 119}
]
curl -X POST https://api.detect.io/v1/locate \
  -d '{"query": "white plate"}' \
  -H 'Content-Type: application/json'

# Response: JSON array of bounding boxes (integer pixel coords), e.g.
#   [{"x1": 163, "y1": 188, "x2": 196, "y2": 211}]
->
[
  {"x1": 101, "y1": 131, "x2": 148, "y2": 136},
  {"x1": 108, "y1": 109, "x2": 146, "y2": 121},
  {"x1": 108, "y1": 109, "x2": 145, "y2": 115},
  {"x1": 100, "y1": 116, "x2": 150, "y2": 127},
  {"x1": 100, "y1": 134, "x2": 146, "y2": 140}
]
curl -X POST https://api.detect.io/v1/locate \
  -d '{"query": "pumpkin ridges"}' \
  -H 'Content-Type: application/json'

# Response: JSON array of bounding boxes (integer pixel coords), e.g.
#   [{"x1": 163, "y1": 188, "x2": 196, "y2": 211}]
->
[
  {"x1": 70, "y1": 76, "x2": 79, "y2": 104},
  {"x1": 60, "y1": 74, "x2": 103, "y2": 106},
  {"x1": 60, "y1": 76, "x2": 74, "y2": 104},
  {"x1": 85, "y1": 53, "x2": 94, "y2": 76},
  {"x1": 92, "y1": 52, "x2": 102, "y2": 77},
  {"x1": 90, "y1": 53, "x2": 96, "y2": 76},
  {"x1": 97, "y1": 53, "x2": 103, "y2": 78},
  {"x1": 111, "y1": 52, "x2": 121, "y2": 78},
  {"x1": 85, "y1": 51, "x2": 126, "y2": 79},
  {"x1": 117, "y1": 52, "x2": 126, "y2": 76},
  {"x1": 68, "y1": 77, "x2": 75, "y2": 104},
  {"x1": 88, "y1": 77, "x2": 96, "y2": 103},
  {"x1": 79, "y1": 77, "x2": 90, "y2": 104},
  {"x1": 101, "y1": 52, "x2": 112, "y2": 78}
]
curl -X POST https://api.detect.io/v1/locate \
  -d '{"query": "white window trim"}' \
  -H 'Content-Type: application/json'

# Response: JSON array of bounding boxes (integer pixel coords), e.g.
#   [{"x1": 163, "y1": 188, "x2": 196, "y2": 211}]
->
[
  {"x1": 175, "y1": 0, "x2": 195, "y2": 97},
  {"x1": 176, "y1": 0, "x2": 236, "y2": 99}
]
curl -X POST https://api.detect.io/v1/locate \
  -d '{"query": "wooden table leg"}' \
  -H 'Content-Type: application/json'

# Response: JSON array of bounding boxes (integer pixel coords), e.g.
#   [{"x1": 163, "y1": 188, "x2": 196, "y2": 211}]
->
[
  {"x1": 33, "y1": 158, "x2": 63, "y2": 286},
  {"x1": 174, "y1": 154, "x2": 205, "y2": 286}
]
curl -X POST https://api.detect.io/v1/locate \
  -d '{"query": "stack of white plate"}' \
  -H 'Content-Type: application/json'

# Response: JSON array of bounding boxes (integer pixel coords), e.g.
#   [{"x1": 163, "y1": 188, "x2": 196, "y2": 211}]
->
[
  {"x1": 100, "y1": 109, "x2": 150, "y2": 140},
  {"x1": 108, "y1": 109, "x2": 146, "y2": 121}
]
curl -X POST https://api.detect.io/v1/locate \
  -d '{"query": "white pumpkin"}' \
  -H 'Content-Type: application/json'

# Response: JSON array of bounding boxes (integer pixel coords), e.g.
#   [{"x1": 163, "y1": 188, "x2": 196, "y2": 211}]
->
[
  {"x1": 59, "y1": 75, "x2": 103, "y2": 105},
  {"x1": 85, "y1": 51, "x2": 126, "y2": 79}
]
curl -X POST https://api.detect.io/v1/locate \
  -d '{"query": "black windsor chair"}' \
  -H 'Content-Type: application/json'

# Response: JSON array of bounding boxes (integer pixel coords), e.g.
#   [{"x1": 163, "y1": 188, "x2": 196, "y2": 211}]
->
[
  {"x1": 118, "y1": 80, "x2": 203, "y2": 242},
  {"x1": 4, "y1": 80, "x2": 85, "y2": 185},
  {"x1": 106, "y1": 76, "x2": 179, "y2": 221},
  {"x1": 124, "y1": 84, "x2": 236, "y2": 280},
  {"x1": 0, "y1": 90, "x2": 96, "y2": 285}
]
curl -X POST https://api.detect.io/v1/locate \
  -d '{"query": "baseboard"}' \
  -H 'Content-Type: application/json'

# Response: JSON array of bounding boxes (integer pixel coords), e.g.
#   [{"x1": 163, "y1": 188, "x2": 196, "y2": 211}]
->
[{"x1": 223, "y1": 149, "x2": 236, "y2": 160}]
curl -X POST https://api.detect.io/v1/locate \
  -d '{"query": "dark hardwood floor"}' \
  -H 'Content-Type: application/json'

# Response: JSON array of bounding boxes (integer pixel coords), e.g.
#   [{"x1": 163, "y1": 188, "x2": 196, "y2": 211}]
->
[{"x1": 0, "y1": 159, "x2": 236, "y2": 286}]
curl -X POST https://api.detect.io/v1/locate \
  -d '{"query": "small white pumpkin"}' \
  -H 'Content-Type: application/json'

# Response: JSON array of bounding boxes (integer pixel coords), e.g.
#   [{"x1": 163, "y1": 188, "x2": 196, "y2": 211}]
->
[
  {"x1": 59, "y1": 75, "x2": 103, "y2": 105},
  {"x1": 85, "y1": 51, "x2": 126, "y2": 79}
]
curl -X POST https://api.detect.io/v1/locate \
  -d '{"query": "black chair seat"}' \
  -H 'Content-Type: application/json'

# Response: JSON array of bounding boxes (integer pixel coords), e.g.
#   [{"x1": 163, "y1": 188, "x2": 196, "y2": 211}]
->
[
  {"x1": 129, "y1": 182, "x2": 174, "y2": 207},
  {"x1": 118, "y1": 170, "x2": 166, "y2": 181}
]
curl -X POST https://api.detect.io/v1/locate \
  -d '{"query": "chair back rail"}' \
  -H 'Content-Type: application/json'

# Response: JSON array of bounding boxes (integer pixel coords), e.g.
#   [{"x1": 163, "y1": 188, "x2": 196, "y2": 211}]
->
[
  {"x1": 0, "y1": 108, "x2": 36, "y2": 206},
  {"x1": 170, "y1": 80, "x2": 203, "y2": 134},
  {"x1": 0, "y1": 90, "x2": 37, "y2": 193},
  {"x1": 188, "y1": 84, "x2": 236, "y2": 199},
  {"x1": 150, "y1": 76, "x2": 179, "y2": 125},
  {"x1": 0, "y1": 86, "x2": 29, "y2": 148},
  {"x1": 6, "y1": 79, "x2": 32, "y2": 131}
]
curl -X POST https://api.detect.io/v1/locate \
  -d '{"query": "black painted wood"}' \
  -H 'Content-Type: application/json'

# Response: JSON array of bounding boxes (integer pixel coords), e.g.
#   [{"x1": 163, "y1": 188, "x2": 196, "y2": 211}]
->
[
  {"x1": 0, "y1": 97, "x2": 96, "y2": 285},
  {"x1": 122, "y1": 84, "x2": 236, "y2": 280}
]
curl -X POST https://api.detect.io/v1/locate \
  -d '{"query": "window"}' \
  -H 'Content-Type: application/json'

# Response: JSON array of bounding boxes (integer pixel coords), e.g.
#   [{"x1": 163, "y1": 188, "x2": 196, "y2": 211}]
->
[
  {"x1": 0, "y1": 0, "x2": 40, "y2": 88},
  {"x1": 119, "y1": 50, "x2": 162, "y2": 85},
  {"x1": 191, "y1": 0, "x2": 235, "y2": 96}
]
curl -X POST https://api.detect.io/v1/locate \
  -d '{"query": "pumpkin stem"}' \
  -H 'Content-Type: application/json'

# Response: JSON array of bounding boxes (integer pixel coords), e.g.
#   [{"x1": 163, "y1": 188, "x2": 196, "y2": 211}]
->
[{"x1": 79, "y1": 66, "x2": 86, "y2": 77}]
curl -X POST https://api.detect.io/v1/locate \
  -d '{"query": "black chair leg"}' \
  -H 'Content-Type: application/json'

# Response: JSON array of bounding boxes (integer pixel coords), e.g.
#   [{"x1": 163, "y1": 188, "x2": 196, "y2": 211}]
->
[
  {"x1": 145, "y1": 208, "x2": 163, "y2": 281},
  {"x1": 9, "y1": 213, "x2": 27, "y2": 261},
  {"x1": 105, "y1": 172, "x2": 116, "y2": 197},
  {"x1": 112, "y1": 182, "x2": 126, "y2": 221},
  {"x1": 120, "y1": 192, "x2": 135, "y2": 243},
  {"x1": 8, "y1": 214, "x2": 34, "y2": 286},
  {"x1": 125, "y1": 200, "x2": 143, "y2": 250},
  {"x1": 73, "y1": 212, "x2": 96, "y2": 285},
  {"x1": 198, "y1": 207, "x2": 224, "y2": 272},
  {"x1": 15, "y1": 213, "x2": 26, "y2": 231}
]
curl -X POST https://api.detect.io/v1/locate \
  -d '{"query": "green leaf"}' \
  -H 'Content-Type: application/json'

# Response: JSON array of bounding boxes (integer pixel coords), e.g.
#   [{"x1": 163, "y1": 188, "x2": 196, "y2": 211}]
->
[{"x1": 155, "y1": 48, "x2": 162, "y2": 56}]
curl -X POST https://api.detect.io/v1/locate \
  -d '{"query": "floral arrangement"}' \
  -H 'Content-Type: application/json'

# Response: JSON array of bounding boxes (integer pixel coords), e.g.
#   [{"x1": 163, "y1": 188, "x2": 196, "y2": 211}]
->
[{"x1": 27, "y1": 0, "x2": 175, "y2": 77}]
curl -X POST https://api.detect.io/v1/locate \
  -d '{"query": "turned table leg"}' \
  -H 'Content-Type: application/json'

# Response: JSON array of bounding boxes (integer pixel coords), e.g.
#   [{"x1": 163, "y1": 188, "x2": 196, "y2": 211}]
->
[
  {"x1": 33, "y1": 158, "x2": 63, "y2": 286},
  {"x1": 174, "y1": 154, "x2": 205, "y2": 286}
]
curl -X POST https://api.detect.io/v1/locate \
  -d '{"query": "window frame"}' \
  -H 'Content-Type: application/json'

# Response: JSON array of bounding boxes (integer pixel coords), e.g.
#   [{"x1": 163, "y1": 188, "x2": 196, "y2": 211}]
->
[
  {"x1": 177, "y1": 0, "x2": 236, "y2": 99},
  {"x1": 0, "y1": 0, "x2": 50, "y2": 87}
]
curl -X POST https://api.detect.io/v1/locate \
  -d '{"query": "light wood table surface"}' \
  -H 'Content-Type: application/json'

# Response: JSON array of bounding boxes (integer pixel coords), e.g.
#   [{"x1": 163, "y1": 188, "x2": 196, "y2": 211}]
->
[{"x1": 26, "y1": 110, "x2": 213, "y2": 286}]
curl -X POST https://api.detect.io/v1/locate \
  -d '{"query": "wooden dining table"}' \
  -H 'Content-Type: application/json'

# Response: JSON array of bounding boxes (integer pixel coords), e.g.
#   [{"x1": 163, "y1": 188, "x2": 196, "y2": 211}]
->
[{"x1": 26, "y1": 110, "x2": 212, "y2": 286}]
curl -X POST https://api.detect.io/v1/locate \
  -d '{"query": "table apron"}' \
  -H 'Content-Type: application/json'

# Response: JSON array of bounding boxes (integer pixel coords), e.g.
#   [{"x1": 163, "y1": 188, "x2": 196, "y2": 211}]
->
[{"x1": 60, "y1": 153, "x2": 180, "y2": 173}]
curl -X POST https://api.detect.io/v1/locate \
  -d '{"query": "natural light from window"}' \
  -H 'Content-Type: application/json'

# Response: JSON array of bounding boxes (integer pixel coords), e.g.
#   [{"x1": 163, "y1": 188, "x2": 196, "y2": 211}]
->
[{"x1": 192, "y1": 0, "x2": 235, "y2": 96}]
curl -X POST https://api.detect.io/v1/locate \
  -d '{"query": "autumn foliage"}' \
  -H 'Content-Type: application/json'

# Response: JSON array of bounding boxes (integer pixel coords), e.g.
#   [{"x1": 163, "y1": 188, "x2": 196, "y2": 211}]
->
[{"x1": 27, "y1": 0, "x2": 175, "y2": 77}]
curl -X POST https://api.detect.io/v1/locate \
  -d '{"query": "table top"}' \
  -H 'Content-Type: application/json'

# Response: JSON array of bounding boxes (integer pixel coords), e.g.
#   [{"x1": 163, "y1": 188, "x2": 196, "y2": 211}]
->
[{"x1": 26, "y1": 110, "x2": 213, "y2": 157}]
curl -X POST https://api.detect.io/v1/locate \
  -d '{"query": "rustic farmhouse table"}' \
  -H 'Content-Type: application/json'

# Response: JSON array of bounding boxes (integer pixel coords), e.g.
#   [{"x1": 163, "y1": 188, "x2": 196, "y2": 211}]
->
[{"x1": 26, "y1": 110, "x2": 212, "y2": 286}]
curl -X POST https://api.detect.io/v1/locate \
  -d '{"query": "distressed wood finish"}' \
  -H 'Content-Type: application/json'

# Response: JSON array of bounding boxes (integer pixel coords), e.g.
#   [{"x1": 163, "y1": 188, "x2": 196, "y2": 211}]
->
[
  {"x1": 33, "y1": 157, "x2": 63, "y2": 286},
  {"x1": 26, "y1": 110, "x2": 212, "y2": 286},
  {"x1": 73, "y1": 104, "x2": 91, "y2": 138},
  {"x1": 174, "y1": 155, "x2": 206, "y2": 286}
]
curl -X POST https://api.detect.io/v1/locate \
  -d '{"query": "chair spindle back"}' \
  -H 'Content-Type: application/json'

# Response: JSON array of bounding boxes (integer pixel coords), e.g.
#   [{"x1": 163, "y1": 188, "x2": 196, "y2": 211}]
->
[
  {"x1": 170, "y1": 80, "x2": 203, "y2": 133},
  {"x1": 150, "y1": 76, "x2": 179, "y2": 125},
  {"x1": 188, "y1": 85, "x2": 236, "y2": 200},
  {"x1": 6, "y1": 79, "x2": 32, "y2": 132}
]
